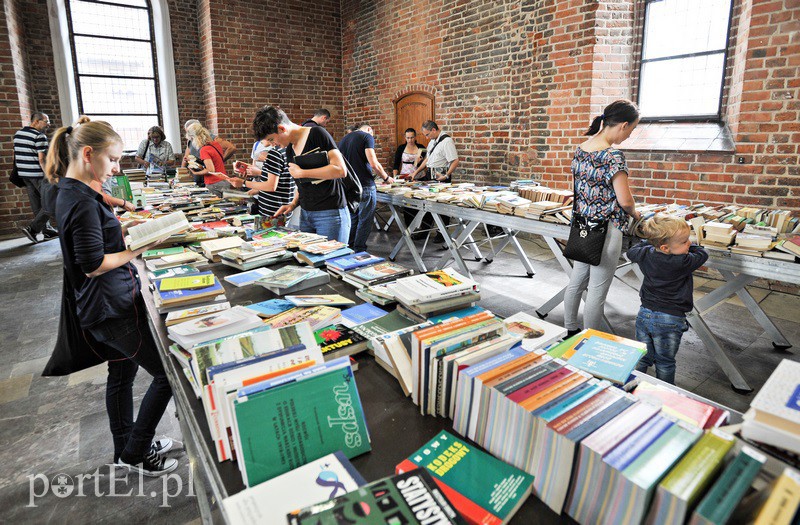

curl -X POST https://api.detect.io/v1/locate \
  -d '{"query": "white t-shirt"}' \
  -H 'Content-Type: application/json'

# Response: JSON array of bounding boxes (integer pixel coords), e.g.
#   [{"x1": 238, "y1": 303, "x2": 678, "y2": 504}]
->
[
  {"x1": 251, "y1": 141, "x2": 271, "y2": 170},
  {"x1": 427, "y1": 133, "x2": 458, "y2": 169}
]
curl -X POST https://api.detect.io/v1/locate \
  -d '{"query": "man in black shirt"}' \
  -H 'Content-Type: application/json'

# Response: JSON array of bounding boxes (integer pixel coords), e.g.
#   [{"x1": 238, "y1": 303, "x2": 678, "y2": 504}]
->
[
  {"x1": 338, "y1": 124, "x2": 394, "y2": 252},
  {"x1": 302, "y1": 108, "x2": 331, "y2": 128}
]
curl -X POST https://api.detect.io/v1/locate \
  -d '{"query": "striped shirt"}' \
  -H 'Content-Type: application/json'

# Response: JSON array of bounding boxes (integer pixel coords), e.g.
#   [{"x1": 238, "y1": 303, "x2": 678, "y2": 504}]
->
[
  {"x1": 13, "y1": 127, "x2": 48, "y2": 178},
  {"x1": 255, "y1": 147, "x2": 296, "y2": 217}
]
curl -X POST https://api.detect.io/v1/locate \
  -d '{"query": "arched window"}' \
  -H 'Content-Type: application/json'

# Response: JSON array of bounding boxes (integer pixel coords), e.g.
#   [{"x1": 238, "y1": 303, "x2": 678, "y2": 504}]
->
[{"x1": 48, "y1": 0, "x2": 180, "y2": 152}]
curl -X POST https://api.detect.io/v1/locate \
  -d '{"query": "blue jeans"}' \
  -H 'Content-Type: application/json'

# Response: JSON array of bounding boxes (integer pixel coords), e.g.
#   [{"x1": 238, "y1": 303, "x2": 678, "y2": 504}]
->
[
  {"x1": 634, "y1": 306, "x2": 689, "y2": 385},
  {"x1": 300, "y1": 207, "x2": 351, "y2": 243},
  {"x1": 349, "y1": 184, "x2": 376, "y2": 252},
  {"x1": 88, "y1": 303, "x2": 173, "y2": 463}
]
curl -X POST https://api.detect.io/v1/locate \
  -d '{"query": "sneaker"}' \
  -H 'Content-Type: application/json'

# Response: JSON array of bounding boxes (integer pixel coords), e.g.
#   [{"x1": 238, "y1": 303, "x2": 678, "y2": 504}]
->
[
  {"x1": 117, "y1": 450, "x2": 178, "y2": 477},
  {"x1": 42, "y1": 230, "x2": 59, "y2": 241},
  {"x1": 151, "y1": 438, "x2": 173, "y2": 455},
  {"x1": 20, "y1": 226, "x2": 38, "y2": 244}
]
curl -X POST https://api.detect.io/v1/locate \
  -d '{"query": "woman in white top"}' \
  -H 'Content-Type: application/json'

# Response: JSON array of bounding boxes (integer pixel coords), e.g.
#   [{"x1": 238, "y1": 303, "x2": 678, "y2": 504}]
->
[{"x1": 392, "y1": 128, "x2": 426, "y2": 179}]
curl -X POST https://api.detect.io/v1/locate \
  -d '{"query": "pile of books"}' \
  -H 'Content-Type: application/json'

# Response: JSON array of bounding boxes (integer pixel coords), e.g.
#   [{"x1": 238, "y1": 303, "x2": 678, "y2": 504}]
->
[
  {"x1": 741, "y1": 359, "x2": 800, "y2": 456},
  {"x1": 151, "y1": 270, "x2": 226, "y2": 313},
  {"x1": 256, "y1": 265, "x2": 330, "y2": 295},
  {"x1": 390, "y1": 268, "x2": 480, "y2": 321},
  {"x1": 337, "y1": 261, "x2": 413, "y2": 289},
  {"x1": 495, "y1": 195, "x2": 531, "y2": 216},
  {"x1": 702, "y1": 222, "x2": 737, "y2": 249},
  {"x1": 294, "y1": 240, "x2": 353, "y2": 267}
]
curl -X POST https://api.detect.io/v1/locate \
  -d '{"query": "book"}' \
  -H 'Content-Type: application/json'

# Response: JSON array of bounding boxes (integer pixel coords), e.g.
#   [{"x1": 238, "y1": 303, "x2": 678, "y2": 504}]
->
[
  {"x1": 158, "y1": 273, "x2": 216, "y2": 292},
  {"x1": 154, "y1": 272, "x2": 224, "y2": 307},
  {"x1": 352, "y1": 309, "x2": 419, "y2": 340},
  {"x1": 397, "y1": 430, "x2": 533, "y2": 525},
  {"x1": 566, "y1": 335, "x2": 646, "y2": 384},
  {"x1": 267, "y1": 306, "x2": 342, "y2": 332},
  {"x1": 689, "y1": 446, "x2": 766, "y2": 525},
  {"x1": 147, "y1": 264, "x2": 202, "y2": 281},
  {"x1": 550, "y1": 328, "x2": 646, "y2": 360},
  {"x1": 634, "y1": 381, "x2": 728, "y2": 429},
  {"x1": 342, "y1": 261, "x2": 413, "y2": 287},
  {"x1": 314, "y1": 324, "x2": 370, "y2": 360},
  {"x1": 742, "y1": 359, "x2": 800, "y2": 454},
  {"x1": 257, "y1": 266, "x2": 321, "y2": 290},
  {"x1": 287, "y1": 469, "x2": 466, "y2": 525},
  {"x1": 126, "y1": 211, "x2": 189, "y2": 250},
  {"x1": 245, "y1": 298, "x2": 295, "y2": 318},
  {"x1": 222, "y1": 451, "x2": 366, "y2": 525},
  {"x1": 223, "y1": 267, "x2": 274, "y2": 287},
  {"x1": 393, "y1": 268, "x2": 479, "y2": 305},
  {"x1": 502, "y1": 312, "x2": 567, "y2": 351},
  {"x1": 165, "y1": 301, "x2": 231, "y2": 327},
  {"x1": 142, "y1": 246, "x2": 186, "y2": 259},
  {"x1": 294, "y1": 247, "x2": 355, "y2": 267},
  {"x1": 287, "y1": 295, "x2": 355, "y2": 307},
  {"x1": 299, "y1": 240, "x2": 349, "y2": 255},
  {"x1": 326, "y1": 251, "x2": 385, "y2": 272},
  {"x1": 167, "y1": 306, "x2": 264, "y2": 349},
  {"x1": 751, "y1": 467, "x2": 800, "y2": 525},
  {"x1": 340, "y1": 303, "x2": 388, "y2": 327},
  {"x1": 648, "y1": 429, "x2": 734, "y2": 525},
  {"x1": 234, "y1": 366, "x2": 371, "y2": 487}
]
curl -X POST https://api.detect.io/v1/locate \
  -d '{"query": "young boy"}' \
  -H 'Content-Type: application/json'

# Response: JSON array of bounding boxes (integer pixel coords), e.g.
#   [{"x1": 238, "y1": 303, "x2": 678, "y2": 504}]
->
[{"x1": 626, "y1": 214, "x2": 709, "y2": 384}]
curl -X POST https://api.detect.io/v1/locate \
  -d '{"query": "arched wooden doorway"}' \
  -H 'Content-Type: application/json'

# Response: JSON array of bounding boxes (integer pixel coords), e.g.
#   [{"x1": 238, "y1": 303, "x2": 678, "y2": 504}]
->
[{"x1": 394, "y1": 92, "x2": 435, "y2": 148}]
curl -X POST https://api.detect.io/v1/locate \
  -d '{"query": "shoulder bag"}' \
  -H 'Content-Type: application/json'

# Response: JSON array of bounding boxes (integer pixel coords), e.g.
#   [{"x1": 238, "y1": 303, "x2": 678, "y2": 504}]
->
[{"x1": 562, "y1": 182, "x2": 608, "y2": 266}]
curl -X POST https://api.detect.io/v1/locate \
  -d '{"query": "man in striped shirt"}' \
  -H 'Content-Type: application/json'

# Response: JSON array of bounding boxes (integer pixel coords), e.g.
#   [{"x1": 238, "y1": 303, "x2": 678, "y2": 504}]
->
[{"x1": 14, "y1": 113, "x2": 56, "y2": 243}]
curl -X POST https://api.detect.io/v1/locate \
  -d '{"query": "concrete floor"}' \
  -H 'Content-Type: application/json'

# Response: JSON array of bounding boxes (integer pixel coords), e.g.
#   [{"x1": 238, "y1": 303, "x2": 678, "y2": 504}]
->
[{"x1": 1, "y1": 219, "x2": 798, "y2": 523}]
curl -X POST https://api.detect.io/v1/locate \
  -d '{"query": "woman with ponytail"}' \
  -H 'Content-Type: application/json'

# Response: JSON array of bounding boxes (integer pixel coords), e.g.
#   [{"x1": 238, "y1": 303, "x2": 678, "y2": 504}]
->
[
  {"x1": 47, "y1": 118, "x2": 178, "y2": 477},
  {"x1": 563, "y1": 99, "x2": 641, "y2": 336}
]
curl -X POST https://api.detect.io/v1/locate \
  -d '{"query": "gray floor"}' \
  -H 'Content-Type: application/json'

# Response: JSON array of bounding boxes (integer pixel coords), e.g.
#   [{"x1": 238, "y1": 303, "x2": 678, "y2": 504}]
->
[{"x1": 1, "y1": 219, "x2": 798, "y2": 523}]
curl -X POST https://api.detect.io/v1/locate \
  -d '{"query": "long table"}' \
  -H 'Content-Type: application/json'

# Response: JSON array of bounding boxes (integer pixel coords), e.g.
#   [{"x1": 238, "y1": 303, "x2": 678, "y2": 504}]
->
[{"x1": 376, "y1": 192, "x2": 800, "y2": 392}]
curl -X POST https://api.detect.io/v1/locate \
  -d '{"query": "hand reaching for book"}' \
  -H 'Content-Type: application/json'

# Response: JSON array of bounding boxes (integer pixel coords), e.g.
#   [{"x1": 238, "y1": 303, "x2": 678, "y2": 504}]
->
[{"x1": 229, "y1": 177, "x2": 244, "y2": 189}]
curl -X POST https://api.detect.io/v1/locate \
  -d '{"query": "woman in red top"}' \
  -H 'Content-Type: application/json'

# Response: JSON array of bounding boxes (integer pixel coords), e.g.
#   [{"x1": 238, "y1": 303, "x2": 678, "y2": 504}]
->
[{"x1": 186, "y1": 122, "x2": 230, "y2": 196}]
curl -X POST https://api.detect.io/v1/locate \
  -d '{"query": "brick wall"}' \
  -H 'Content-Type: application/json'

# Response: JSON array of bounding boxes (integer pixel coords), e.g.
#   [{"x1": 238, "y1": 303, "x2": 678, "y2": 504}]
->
[{"x1": 341, "y1": 0, "x2": 800, "y2": 211}]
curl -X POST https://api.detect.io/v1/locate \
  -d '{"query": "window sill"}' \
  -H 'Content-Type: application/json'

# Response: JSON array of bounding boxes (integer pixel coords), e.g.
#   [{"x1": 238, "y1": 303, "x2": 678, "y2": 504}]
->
[{"x1": 621, "y1": 122, "x2": 735, "y2": 153}]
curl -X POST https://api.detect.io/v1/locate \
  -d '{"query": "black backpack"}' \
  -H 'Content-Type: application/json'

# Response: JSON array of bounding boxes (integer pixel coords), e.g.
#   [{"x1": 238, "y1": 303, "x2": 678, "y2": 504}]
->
[{"x1": 340, "y1": 156, "x2": 363, "y2": 213}]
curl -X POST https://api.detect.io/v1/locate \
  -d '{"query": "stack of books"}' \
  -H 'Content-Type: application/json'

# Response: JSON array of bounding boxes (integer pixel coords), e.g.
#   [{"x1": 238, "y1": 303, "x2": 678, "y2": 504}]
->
[
  {"x1": 167, "y1": 305, "x2": 263, "y2": 349},
  {"x1": 151, "y1": 271, "x2": 226, "y2": 313},
  {"x1": 701, "y1": 222, "x2": 736, "y2": 249},
  {"x1": 495, "y1": 195, "x2": 531, "y2": 216},
  {"x1": 338, "y1": 261, "x2": 413, "y2": 289},
  {"x1": 741, "y1": 359, "x2": 800, "y2": 455},
  {"x1": 391, "y1": 268, "x2": 480, "y2": 321},
  {"x1": 200, "y1": 236, "x2": 245, "y2": 262},
  {"x1": 256, "y1": 266, "x2": 330, "y2": 295}
]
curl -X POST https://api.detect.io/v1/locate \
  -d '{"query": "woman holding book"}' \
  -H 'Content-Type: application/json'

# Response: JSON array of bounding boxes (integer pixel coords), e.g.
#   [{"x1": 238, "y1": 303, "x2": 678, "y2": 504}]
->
[
  {"x1": 393, "y1": 128, "x2": 426, "y2": 179},
  {"x1": 46, "y1": 118, "x2": 177, "y2": 477},
  {"x1": 229, "y1": 136, "x2": 296, "y2": 219},
  {"x1": 252, "y1": 106, "x2": 350, "y2": 243},
  {"x1": 185, "y1": 122, "x2": 231, "y2": 197},
  {"x1": 563, "y1": 100, "x2": 641, "y2": 337}
]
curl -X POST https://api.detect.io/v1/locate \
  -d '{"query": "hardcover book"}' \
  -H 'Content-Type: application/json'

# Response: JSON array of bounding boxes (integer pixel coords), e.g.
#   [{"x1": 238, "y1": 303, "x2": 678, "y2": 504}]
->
[
  {"x1": 314, "y1": 324, "x2": 370, "y2": 359},
  {"x1": 566, "y1": 336, "x2": 646, "y2": 384}
]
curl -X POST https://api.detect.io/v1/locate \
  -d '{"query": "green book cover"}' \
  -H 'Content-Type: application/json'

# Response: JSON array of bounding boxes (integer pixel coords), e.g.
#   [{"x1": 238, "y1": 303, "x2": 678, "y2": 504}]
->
[
  {"x1": 235, "y1": 367, "x2": 371, "y2": 487},
  {"x1": 143, "y1": 246, "x2": 186, "y2": 259},
  {"x1": 352, "y1": 310, "x2": 417, "y2": 340},
  {"x1": 148, "y1": 265, "x2": 201, "y2": 280},
  {"x1": 659, "y1": 429, "x2": 736, "y2": 503},
  {"x1": 692, "y1": 446, "x2": 765, "y2": 524},
  {"x1": 397, "y1": 430, "x2": 533, "y2": 524},
  {"x1": 288, "y1": 469, "x2": 466, "y2": 525},
  {"x1": 625, "y1": 423, "x2": 701, "y2": 490},
  {"x1": 546, "y1": 333, "x2": 583, "y2": 359}
]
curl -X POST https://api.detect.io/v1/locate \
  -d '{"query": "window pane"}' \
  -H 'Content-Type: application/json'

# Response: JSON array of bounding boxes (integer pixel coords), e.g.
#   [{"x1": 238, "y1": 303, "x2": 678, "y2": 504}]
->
[
  {"x1": 97, "y1": 0, "x2": 148, "y2": 7},
  {"x1": 639, "y1": 53, "x2": 725, "y2": 118},
  {"x1": 79, "y1": 77, "x2": 158, "y2": 115},
  {"x1": 69, "y1": 1, "x2": 150, "y2": 40},
  {"x1": 643, "y1": 0, "x2": 731, "y2": 60},
  {"x1": 74, "y1": 36, "x2": 154, "y2": 77},
  {"x1": 87, "y1": 115, "x2": 159, "y2": 152}
]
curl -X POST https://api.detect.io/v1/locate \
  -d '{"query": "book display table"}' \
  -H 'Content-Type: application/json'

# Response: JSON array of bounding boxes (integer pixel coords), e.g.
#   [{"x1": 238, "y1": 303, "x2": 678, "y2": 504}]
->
[{"x1": 375, "y1": 192, "x2": 800, "y2": 392}]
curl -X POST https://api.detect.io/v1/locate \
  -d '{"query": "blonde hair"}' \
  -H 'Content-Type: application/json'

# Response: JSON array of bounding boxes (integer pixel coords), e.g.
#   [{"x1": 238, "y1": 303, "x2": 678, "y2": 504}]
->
[
  {"x1": 186, "y1": 122, "x2": 212, "y2": 149},
  {"x1": 44, "y1": 116, "x2": 122, "y2": 183},
  {"x1": 637, "y1": 214, "x2": 690, "y2": 247}
]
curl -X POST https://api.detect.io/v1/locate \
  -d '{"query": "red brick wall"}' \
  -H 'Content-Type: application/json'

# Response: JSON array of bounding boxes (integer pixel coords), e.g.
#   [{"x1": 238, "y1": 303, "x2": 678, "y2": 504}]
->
[{"x1": 341, "y1": 0, "x2": 800, "y2": 211}]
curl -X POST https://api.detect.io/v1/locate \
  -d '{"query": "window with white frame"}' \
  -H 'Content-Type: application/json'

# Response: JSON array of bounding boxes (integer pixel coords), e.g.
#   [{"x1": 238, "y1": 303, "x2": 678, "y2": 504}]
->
[
  {"x1": 65, "y1": 0, "x2": 161, "y2": 151},
  {"x1": 638, "y1": 0, "x2": 733, "y2": 120}
]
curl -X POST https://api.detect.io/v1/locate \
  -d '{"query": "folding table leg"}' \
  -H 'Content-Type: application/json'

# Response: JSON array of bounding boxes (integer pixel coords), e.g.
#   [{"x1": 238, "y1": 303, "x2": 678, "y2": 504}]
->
[
  {"x1": 431, "y1": 212, "x2": 472, "y2": 278},
  {"x1": 687, "y1": 309, "x2": 753, "y2": 393},
  {"x1": 388, "y1": 205, "x2": 427, "y2": 272}
]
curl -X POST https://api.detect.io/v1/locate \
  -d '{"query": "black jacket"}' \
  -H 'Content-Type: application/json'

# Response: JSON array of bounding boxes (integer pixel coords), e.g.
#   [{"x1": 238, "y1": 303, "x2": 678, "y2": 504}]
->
[{"x1": 393, "y1": 142, "x2": 426, "y2": 172}]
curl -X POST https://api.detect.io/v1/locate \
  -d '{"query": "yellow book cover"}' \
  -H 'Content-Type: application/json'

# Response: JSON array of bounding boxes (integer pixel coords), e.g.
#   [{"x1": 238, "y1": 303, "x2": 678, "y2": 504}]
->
[
  {"x1": 159, "y1": 274, "x2": 216, "y2": 291},
  {"x1": 754, "y1": 468, "x2": 800, "y2": 525}
]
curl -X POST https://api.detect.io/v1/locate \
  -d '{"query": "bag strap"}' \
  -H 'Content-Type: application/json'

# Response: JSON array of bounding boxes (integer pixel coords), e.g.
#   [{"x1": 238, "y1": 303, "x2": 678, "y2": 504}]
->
[{"x1": 427, "y1": 133, "x2": 450, "y2": 155}]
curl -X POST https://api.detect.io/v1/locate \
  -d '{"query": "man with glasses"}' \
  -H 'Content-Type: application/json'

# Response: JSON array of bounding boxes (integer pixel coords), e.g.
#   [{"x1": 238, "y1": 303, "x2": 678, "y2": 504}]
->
[{"x1": 15, "y1": 112, "x2": 57, "y2": 243}]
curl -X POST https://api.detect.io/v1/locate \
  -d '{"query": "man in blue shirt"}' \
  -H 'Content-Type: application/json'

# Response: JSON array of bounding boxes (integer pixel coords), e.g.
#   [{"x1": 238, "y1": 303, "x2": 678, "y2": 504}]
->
[{"x1": 338, "y1": 124, "x2": 393, "y2": 252}]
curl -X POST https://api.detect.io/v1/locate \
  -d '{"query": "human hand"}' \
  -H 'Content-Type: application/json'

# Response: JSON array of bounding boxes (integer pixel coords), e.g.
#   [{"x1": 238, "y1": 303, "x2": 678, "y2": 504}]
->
[
  {"x1": 273, "y1": 204, "x2": 295, "y2": 217},
  {"x1": 247, "y1": 165, "x2": 261, "y2": 177},
  {"x1": 229, "y1": 177, "x2": 244, "y2": 188},
  {"x1": 123, "y1": 201, "x2": 136, "y2": 212},
  {"x1": 288, "y1": 163, "x2": 304, "y2": 179},
  {"x1": 384, "y1": 176, "x2": 395, "y2": 184}
]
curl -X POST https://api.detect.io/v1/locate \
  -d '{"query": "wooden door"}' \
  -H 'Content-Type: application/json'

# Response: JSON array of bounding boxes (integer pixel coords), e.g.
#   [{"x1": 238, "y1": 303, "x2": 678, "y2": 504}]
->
[{"x1": 395, "y1": 92, "x2": 434, "y2": 148}]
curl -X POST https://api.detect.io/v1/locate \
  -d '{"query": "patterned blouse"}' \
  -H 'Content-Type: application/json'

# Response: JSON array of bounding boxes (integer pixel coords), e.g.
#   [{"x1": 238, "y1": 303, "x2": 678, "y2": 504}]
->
[{"x1": 571, "y1": 147, "x2": 630, "y2": 232}]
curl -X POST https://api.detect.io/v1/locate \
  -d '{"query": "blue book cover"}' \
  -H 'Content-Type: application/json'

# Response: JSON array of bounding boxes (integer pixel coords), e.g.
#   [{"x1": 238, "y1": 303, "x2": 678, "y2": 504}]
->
[
  {"x1": 604, "y1": 414, "x2": 673, "y2": 471},
  {"x1": 326, "y1": 252, "x2": 385, "y2": 271},
  {"x1": 206, "y1": 344, "x2": 306, "y2": 382},
  {"x1": 224, "y1": 267, "x2": 274, "y2": 287},
  {"x1": 246, "y1": 299, "x2": 295, "y2": 317},
  {"x1": 566, "y1": 395, "x2": 635, "y2": 442},
  {"x1": 567, "y1": 336, "x2": 645, "y2": 384},
  {"x1": 341, "y1": 303, "x2": 387, "y2": 325},
  {"x1": 295, "y1": 247, "x2": 355, "y2": 267},
  {"x1": 156, "y1": 271, "x2": 222, "y2": 301},
  {"x1": 428, "y1": 306, "x2": 486, "y2": 324},
  {"x1": 536, "y1": 380, "x2": 608, "y2": 421}
]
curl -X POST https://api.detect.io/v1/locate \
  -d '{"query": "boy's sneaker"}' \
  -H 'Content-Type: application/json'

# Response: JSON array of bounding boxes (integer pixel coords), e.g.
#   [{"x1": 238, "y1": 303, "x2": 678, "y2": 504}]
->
[
  {"x1": 20, "y1": 226, "x2": 38, "y2": 244},
  {"x1": 116, "y1": 450, "x2": 178, "y2": 477},
  {"x1": 151, "y1": 438, "x2": 173, "y2": 455}
]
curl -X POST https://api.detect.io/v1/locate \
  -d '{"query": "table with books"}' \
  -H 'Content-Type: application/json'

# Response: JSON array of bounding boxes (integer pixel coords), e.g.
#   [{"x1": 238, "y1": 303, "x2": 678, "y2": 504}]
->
[{"x1": 376, "y1": 189, "x2": 800, "y2": 393}]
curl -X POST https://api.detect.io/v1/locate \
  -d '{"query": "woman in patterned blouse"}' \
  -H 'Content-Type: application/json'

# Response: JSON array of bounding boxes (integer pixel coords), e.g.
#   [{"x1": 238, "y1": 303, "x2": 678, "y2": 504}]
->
[{"x1": 563, "y1": 100, "x2": 641, "y2": 337}]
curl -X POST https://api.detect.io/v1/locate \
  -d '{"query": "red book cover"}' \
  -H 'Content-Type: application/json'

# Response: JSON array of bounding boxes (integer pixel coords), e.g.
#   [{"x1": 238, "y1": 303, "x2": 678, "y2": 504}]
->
[
  {"x1": 548, "y1": 388, "x2": 618, "y2": 434},
  {"x1": 506, "y1": 367, "x2": 571, "y2": 404}
]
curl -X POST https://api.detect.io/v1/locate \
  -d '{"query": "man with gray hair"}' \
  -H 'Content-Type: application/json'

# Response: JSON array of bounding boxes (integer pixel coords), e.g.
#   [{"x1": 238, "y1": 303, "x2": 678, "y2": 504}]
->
[
  {"x1": 15, "y1": 112, "x2": 57, "y2": 243},
  {"x1": 180, "y1": 119, "x2": 237, "y2": 185}
]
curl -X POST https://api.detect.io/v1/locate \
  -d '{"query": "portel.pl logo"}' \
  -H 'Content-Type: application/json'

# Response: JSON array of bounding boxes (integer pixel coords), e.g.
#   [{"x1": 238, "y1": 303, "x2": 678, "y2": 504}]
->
[{"x1": 28, "y1": 468, "x2": 195, "y2": 508}]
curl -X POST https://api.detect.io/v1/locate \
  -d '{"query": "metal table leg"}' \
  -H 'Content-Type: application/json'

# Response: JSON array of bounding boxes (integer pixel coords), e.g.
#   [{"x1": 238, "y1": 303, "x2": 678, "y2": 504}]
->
[
  {"x1": 506, "y1": 229, "x2": 536, "y2": 277},
  {"x1": 434, "y1": 219, "x2": 483, "y2": 270},
  {"x1": 686, "y1": 308, "x2": 753, "y2": 393},
  {"x1": 718, "y1": 270, "x2": 791, "y2": 349},
  {"x1": 431, "y1": 212, "x2": 473, "y2": 277},
  {"x1": 388, "y1": 204, "x2": 427, "y2": 272},
  {"x1": 484, "y1": 232, "x2": 513, "y2": 263}
]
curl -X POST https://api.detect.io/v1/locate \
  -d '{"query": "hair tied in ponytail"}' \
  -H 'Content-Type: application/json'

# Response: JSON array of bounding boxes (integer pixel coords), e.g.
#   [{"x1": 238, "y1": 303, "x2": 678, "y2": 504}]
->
[
  {"x1": 600, "y1": 114, "x2": 606, "y2": 120},
  {"x1": 65, "y1": 126, "x2": 73, "y2": 135}
]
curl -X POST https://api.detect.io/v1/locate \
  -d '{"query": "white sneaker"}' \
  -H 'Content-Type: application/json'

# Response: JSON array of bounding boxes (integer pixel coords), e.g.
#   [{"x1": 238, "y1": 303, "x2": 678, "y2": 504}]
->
[
  {"x1": 151, "y1": 438, "x2": 173, "y2": 455},
  {"x1": 117, "y1": 450, "x2": 178, "y2": 477}
]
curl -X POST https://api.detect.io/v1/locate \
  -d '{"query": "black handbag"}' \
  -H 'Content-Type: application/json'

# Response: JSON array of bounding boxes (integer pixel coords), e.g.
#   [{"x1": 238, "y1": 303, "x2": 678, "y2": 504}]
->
[
  {"x1": 563, "y1": 186, "x2": 608, "y2": 266},
  {"x1": 42, "y1": 270, "x2": 114, "y2": 376}
]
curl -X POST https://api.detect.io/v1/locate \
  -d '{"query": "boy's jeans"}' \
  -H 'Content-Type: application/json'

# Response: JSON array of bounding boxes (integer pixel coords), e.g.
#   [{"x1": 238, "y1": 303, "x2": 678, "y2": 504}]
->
[{"x1": 635, "y1": 306, "x2": 689, "y2": 385}]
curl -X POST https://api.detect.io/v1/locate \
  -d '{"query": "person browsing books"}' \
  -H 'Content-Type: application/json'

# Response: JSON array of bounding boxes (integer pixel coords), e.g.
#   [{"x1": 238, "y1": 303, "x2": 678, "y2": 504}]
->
[
  {"x1": 410, "y1": 120, "x2": 458, "y2": 183},
  {"x1": 252, "y1": 106, "x2": 351, "y2": 243},
  {"x1": 338, "y1": 124, "x2": 394, "y2": 253},
  {"x1": 627, "y1": 215, "x2": 708, "y2": 384},
  {"x1": 134, "y1": 125, "x2": 175, "y2": 171},
  {"x1": 180, "y1": 119, "x2": 237, "y2": 186},
  {"x1": 185, "y1": 122, "x2": 231, "y2": 197},
  {"x1": 393, "y1": 128, "x2": 426, "y2": 180},
  {"x1": 563, "y1": 99, "x2": 641, "y2": 337},
  {"x1": 47, "y1": 118, "x2": 178, "y2": 477},
  {"x1": 302, "y1": 108, "x2": 331, "y2": 128}
]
